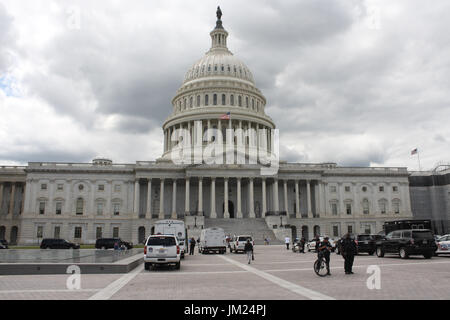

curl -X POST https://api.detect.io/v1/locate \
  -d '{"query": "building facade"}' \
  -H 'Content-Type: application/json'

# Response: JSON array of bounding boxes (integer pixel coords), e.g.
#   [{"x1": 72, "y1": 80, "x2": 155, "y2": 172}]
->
[
  {"x1": 409, "y1": 166, "x2": 450, "y2": 235},
  {"x1": 0, "y1": 12, "x2": 414, "y2": 245}
]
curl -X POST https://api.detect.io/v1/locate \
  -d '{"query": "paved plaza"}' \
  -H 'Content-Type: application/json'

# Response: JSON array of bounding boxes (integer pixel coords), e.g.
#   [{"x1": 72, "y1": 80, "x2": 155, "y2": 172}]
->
[{"x1": 0, "y1": 245, "x2": 449, "y2": 300}]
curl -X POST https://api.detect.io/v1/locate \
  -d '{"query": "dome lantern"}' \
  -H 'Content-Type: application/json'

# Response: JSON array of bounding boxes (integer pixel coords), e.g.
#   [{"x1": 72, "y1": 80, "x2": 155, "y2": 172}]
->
[{"x1": 209, "y1": 6, "x2": 229, "y2": 53}]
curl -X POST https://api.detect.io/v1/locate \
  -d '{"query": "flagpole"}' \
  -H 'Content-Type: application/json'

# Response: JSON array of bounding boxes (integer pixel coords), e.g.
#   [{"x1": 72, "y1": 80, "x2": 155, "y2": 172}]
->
[{"x1": 417, "y1": 150, "x2": 422, "y2": 171}]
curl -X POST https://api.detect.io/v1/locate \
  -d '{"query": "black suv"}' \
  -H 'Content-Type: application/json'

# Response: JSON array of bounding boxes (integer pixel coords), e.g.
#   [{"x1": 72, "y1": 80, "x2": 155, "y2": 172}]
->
[
  {"x1": 40, "y1": 238, "x2": 80, "y2": 249},
  {"x1": 0, "y1": 239, "x2": 9, "y2": 249},
  {"x1": 95, "y1": 238, "x2": 133, "y2": 250},
  {"x1": 375, "y1": 229, "x2": 437, "y2": 259},
  {"x1": 356, "y1": 234, "x2": 384, "y2": 255}
]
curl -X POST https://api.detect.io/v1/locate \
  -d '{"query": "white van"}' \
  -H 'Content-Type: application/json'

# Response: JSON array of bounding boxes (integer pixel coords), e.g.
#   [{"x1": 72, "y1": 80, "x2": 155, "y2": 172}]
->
[
  {"x1": 199, "y1": 227, "x2": 227, "y2": 254},
  {"x1": 154, "y1": 220, "x2": 187, "y2": 258}
]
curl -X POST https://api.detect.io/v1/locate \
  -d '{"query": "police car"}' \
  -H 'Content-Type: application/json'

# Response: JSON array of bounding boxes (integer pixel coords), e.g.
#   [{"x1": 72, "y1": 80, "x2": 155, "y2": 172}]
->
[{"x1": 436, "y1": 234, "x2": 450, "y2": 255}]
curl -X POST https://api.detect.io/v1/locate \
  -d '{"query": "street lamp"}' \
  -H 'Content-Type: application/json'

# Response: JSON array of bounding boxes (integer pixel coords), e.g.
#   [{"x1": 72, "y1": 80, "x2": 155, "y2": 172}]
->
[{"x1": 279, "y1": 216, "x2": 283, "y2": 228}]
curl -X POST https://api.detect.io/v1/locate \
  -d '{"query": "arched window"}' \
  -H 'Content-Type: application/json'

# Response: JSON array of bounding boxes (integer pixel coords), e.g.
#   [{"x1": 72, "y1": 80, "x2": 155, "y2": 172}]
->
[
  {"x1": 246, "y1": 97, "x2": 249, "y2": 108},
  {"x1": 230, "y1": 95, "x2": 235, "y2": 106},
  {"x1": 362, "y1": 199, "x2": 370, "y2": 215},
  {"x1": 76, "y1": 198, "x2": 83, "y2": 215},
  {"x1": 205, "y1": 94, "x2": 209, "y2": 106},
  {"x1": 214, "y1": 65, "x2": 217, "y2": 72},
  {"x1": 208, "y1": 65, "x2": 211, "y2": 72},
  {"x1": 183, "y1": 98, "x2": 186, "y2": 109},
  {"x1": 196, "y1": 95, "x2": 200, "y2": 107},
  {"x1": 221, "y1": 65, "x2": 224, "y2": 72},
  {"x1": 189, "y1": 97, "x2": 193, "y2": 108},
  {"x1": 222, "y1": 94, "x2": 226, "y2": 105},
  {"x1": 213, "y1": 94, "x2": 217, "y2": 105},
  {"x1": 252, "y1": 99, "x2": 255, "y2": 109},
  {"x1": 238, "y1": 96, "x2": 242, "y2": 107}
]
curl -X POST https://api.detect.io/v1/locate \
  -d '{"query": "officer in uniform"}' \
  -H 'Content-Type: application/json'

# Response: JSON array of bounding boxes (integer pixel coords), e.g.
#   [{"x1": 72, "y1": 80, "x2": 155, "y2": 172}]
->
[
  {"x1": 317, "y1": 237, "x2": 332, "y2": 276},
  {"x1": 341, "y1": 233, "x2": 357, "y2": 274}
]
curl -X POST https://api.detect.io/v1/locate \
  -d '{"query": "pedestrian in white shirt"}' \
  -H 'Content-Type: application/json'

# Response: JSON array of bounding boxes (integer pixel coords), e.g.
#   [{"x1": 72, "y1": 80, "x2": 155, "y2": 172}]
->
[{"x1": 285, "y1": 236, "x2": 290, "y2": 250}]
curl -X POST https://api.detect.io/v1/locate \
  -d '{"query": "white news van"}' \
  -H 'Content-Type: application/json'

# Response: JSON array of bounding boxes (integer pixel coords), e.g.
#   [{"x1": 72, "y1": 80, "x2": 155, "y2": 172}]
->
[
  {"x1": 154, "y1": 220, "x2": 187, "y2": 258},
  {"x1": 199, "y1": 227, "x2": 227, "y2": 254}
]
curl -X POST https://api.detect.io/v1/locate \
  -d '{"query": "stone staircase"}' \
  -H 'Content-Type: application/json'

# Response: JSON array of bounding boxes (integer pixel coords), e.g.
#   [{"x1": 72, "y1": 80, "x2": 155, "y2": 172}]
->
[{"x1": 204, "y1": 218, "x2": 283, "y2": 244}]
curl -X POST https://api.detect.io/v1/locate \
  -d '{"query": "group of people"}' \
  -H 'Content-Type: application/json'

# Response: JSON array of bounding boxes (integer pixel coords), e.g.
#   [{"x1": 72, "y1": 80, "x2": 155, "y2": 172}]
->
[
  {"x1": 187, "y1": 237, "x2": 200, "y2": 255},
  {"x1": 315, "y1": 233, "x2": 357, "y2": 275}
]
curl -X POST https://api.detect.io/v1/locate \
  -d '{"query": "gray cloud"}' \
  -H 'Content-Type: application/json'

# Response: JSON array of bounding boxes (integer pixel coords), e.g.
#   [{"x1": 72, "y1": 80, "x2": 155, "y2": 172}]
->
[{"x1": 1, "y1": 0, "x2": 449, "y2": 170}]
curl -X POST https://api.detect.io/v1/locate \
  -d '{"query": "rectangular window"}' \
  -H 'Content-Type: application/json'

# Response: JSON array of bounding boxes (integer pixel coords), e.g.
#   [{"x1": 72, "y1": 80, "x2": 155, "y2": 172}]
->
[
  {"x1": 348, "y1": 225, "x2": 353, "y2": 234},
  {"x1": 55, "y1": 202, "x2": 62, "y2": 215},
  {"x1": 113, "y1": 227, "x2": 119, "y2": 238},
  {"x1": 333, "y1": 226, "x2": 339, "y2": 237},
  {"x1": 331, "y1": 203, "x2": 338, "y2": 216},
  {"x1": 37, "y1": 226, "x2": 43, "y2": 238},
  {"x1": 113, "y1": 204, "x2": 120, "y2": 216},
  {"x1": 345, "y1": 186, "x2": 350, "y2": 192},
  {"x1": 57, "y1": 184, "x2": 64, "y2": 191},
  {"x1": 54, "y1": 226, "x2": 60, "y2": 239},
  {"x1": 97, "y1": 203, "x2": 103, "y2": 215},
  {"x1": 379, "y1": 186, "x2": 384, "y2": 192},
  {"x1": 98, "y1": 185, "x2": 104, "y2": 191},
  {"x1": 330, "y1": 186, "x2": 337, "y2": 193},
  {"x1": 393, "y1": 202, "x2": 400, "y2": 214},
  {"x1": 76, "y1": 199, "x2": 83, "y2": 215},
  {"x1": 380, "y1": 202, "x2": 386, "y2": 214},
  {"x1": 346, "y1": 203, "x2": 352, "y2": 215},
  {"x1": 393, "y1": 186, "x2": 398, "y2": 192},
  {"x1": 96, "y1": 227, "x2": 102, "y2": 239},
  {"x1": 41, "y1": 184, "x2": 47, "y2": 190},
  {"x1": 114, "y1": 185, "x2": 121, "y2": 192},
  {"x1": 74, "y1": 227, "x2": 82, "y2": 239},
  {"x1": 39, "y1": 202, "x2": 45, "y2": 215}
]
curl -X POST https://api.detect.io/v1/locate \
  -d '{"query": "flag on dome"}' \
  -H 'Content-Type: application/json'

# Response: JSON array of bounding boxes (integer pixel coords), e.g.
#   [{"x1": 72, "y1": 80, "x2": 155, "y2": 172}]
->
[
  {"x1": 411, "y1": 148, "x2": 418, "y2": 155},
  {"x1": 220, "y1": 112, "x2": 231, "y2": 120}
]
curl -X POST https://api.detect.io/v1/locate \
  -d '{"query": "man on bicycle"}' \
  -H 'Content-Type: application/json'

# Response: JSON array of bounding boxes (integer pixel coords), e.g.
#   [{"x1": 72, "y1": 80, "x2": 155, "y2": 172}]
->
[{"x1": 317, "y1": 237, "x2": 332, "y2": 276}]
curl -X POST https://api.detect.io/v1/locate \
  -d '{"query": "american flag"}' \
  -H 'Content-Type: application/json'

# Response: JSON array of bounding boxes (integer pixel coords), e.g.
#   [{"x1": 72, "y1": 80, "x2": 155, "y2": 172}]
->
[
  {"x1": 411, "y1": 148, "x2": 418, "y2": 155},
  {"x1": 220, "y1": 112, "x2": 231, "y2": 120}
]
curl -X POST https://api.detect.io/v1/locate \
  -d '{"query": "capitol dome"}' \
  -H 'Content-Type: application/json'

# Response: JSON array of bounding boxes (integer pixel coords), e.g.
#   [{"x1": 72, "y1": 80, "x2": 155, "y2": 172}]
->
[{"x1": 161, "y1": 8, "x2": 275, "y2": 161}]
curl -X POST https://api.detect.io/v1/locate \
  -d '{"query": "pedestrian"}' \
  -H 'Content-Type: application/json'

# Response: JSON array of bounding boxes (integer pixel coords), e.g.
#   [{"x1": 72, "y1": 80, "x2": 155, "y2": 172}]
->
[
  {"x1": 189, "y1": 237, "x2": 196, "y2": 255},
  {"x1": 300, "y1": 237, "x2": 306, "y2": 253},
  {"x1": 114, "y1": 241, "x2": 119, "y2": 250},
  {"x1": 314, "y1": 235, "x2": 321, "y2": 252},
  {"x1": 341, "y1": 233, "x2": 357, "y2": 274},
  {"x1": 285, "y1": 236, "x2": 290, "y2": 250},
  {"x1": 317, "y1": 237, "x2": 332, "y2": 275},
  {"x1": 244, "y1": 239, "x2": 253, "y2": 264}
]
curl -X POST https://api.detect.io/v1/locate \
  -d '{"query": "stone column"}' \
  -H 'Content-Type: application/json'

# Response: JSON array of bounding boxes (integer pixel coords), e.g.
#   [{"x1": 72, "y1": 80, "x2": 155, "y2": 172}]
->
[
  {"x1": 283, "y1": 179, "x2": 289, "y2": 216},
  {"x1": 306, "y1": 180, "x2": 312, "y2": 218},
  {"x1": 295, "y1": 180, "x2": 300, "y2": 218},
  {"x1": 171, "y1": 179, "x2": 177, "y2": 219},
  {"x1": 207, "y1": 120, "x2": 211, "y2": 141},
  {"x1": 273, "y1": 178, "x2": 279, "y2": 212},
  {"x1": 261, "y1": 178, "x2": 266, "y2": 218},
  {"x1": 159, "y1": 179, "x2": 165, "y2": 219},
  {"x1": 318, "y1": 181, "x2": 323, "y2": 217},
  {"x1": 198, "y1": 178, "x2": 203, "y2": 216},
  {"x1": 0, "y1": 183, "x2": 3, "y2": 215},
  {"x1": 9, "y1": 183, "x2": 16, "y2": 215},
  {"x1": 314, "y1": 182, "x2": 319, "y2": 218},
  {"x1": 237, "y1": 178, "x2": 243, "y2": 218},
  {"x1": 210, "y1": 178, "x2": 216, "y2": 218},
  {"x1": 224, "y1": 178, "x2": 229, "y2": 218},
  {"x1": 249, "y1": 178, "x2": 255, "y2": 218},
  {"x1": 133, "y1": 181, "x2": 140, "y2": 217},
  {"x1": 146, "y1": 179, "x2": 152, "y2": 218},
  {"x1": 21, "y1": 182, "x2": 26, "y2": 214},
  {"x1": 185, "y1": 178, "x2": 190, "y2": 215}
]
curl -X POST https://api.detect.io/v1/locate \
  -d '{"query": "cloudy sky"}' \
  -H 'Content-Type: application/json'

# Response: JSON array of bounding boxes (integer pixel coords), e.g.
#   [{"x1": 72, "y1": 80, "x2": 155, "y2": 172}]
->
[{"x1": 0, "y1": 0, "x2": 449, "y2": 171}]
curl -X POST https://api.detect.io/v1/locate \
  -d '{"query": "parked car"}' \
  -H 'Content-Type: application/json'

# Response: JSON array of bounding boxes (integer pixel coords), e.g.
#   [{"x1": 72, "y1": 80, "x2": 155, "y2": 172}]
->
[
  {"x1": 40, "y1": 238, "x2": 80, "y2": 249},
  {"x1": 231, "y1": 235, "x2": 254, "y2": 253},
  {"x1": 436, "y1": 234, "x2": 450, "y2": 255},
  {"x1": 144, "y1": 235, "x2": 181, "y2": 270},
  {"x1": 307, "y1": 236, "x2": 336, "y2": 252},
  {"x1": 355, "y1": 234, "x2": 384, "y2": 255},
  {"x1": 0, "y1": 239, "x2": 9, "y2": 249},
  {"x1": 375, "y1": 229, "x2": 437, "y2": 259},
  {"x1": 95, "y1": 238, "x2": 133, "y2": 250}
]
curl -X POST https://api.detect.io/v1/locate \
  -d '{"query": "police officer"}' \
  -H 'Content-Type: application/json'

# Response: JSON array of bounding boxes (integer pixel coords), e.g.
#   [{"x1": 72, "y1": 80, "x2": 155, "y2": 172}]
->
[
  {"x1": 341, "y1": 233, "x2": 357, "y2": 274},
  {"x1": 189, "y1": 237, "x2": 196, "y2": 255},
  {"x1": 300, "y1": 237, "x2": 306, "y2": 254},
  {"x1": 317, "y1": 237, "x2": 332, "y2": 275}
]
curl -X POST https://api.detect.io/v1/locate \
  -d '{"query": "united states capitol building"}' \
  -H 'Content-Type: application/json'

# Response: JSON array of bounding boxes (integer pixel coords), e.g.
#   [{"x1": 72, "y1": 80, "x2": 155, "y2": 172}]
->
[{"x1": 0, "y1": 11, "x2": 413, "y2": 245}]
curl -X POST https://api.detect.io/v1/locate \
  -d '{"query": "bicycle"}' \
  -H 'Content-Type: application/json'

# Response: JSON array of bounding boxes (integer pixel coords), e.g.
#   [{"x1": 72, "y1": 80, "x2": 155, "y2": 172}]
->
[{"x1": 313, "y1": 251, "x2": 329, "y2": 277}]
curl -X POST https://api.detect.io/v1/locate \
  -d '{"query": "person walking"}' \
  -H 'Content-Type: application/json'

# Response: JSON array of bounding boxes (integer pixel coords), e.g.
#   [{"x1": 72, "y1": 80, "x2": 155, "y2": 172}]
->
[
  {"x1": 300, "y1": 237, "x2": 306, "y2": 254},
  {"x1": 285, "y1": 236, "x2": 290, "y2": 250},
  {"x1": 244, "y1": 239, "x2": 254, "y2": 264},
  {"x1": 341, "y1": 233, "x2": 357, "y2": 274},
  {"x1": 317, "y1": 236, "x2": 332, "y2": 275},
  {"x1": 189, "y1": 237, "x2": 196, "y2": 255}
]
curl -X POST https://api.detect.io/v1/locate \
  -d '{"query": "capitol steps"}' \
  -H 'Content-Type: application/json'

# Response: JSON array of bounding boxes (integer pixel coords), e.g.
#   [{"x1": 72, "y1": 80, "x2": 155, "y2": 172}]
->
[{"x1": 204, "y1": 218, "x2": 283, "y2": 245}]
